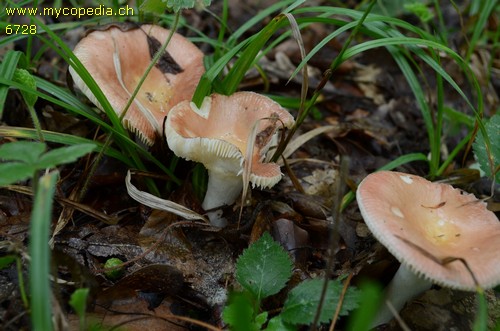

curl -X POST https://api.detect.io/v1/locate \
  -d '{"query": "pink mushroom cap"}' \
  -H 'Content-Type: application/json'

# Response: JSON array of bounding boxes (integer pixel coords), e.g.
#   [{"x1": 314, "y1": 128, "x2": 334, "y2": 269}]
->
[
  {"x1": 356, "y1": 170, "x2": 500, "y2": 290},
  {"x1": 165, "y1": 91, "x2": 295, "y2": 189},
  {"x1": 69, "y1": 23, "x2": 204, "y2": 145}
]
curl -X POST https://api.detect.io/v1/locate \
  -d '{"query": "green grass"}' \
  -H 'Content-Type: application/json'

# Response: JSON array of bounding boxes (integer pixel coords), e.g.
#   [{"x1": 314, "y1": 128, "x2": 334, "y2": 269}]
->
[
  {"x1": 4, "y1": 1, "x2": 489, "y2": 166},
  {"x1": 188, "y1": 1, "x2": 495, "y2": 181},
  {"x1": 29, "y1": 171, "x2": 59, "y2": 331}
]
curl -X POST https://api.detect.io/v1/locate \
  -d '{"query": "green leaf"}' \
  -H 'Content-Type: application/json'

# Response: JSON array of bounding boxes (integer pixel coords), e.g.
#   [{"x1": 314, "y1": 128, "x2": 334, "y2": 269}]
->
[
  {"x1": 266, "y1": 315, "x2": 297, "y2": 331},
  {"x1": 0, "y1": 141, "x2": 46, "y2": 164},
  {"x1": 346, "y1": 281, "x2": 383, "y2": 331},
  {"x1": 12, "y1": 68, "x2": 38, "y2": 108},
  {"x1": 139, "y1": 0, "x2": 168, "y2": 15},
  {"x1": 0, "y1": 255, "x2": 16, "y2": 270},
  {"x1": 69, "y1": 288, "x2": 90, "y2": 319},
  {"x1": 473, "y1": 114, "x2": 500, "y2": 183},
  {"x1": 194, "y1": 0, "x2": 212, "y2": 10},
  {"x1": 0, "y1": 142, "x2": 94, "y2": 186},
  {"x1": 0, "y1": 126, "x2": 131, "y2": 167},
  {"x1": 236, "y1": 232, "x2": 293, "y2": 301},
  {"x1": 255, "y1": 311, "x2": 269, "y2": 329},
  {"x1": 281, "y1": 279, "x2": 359, "y2": 325},
  {"x1": 404, "y1": 3, "x2": 433, "y2": 23},
  {"x1": 37, "y1": 144, "x2": 95, "y2": 169},
  {"x1": 0, "y1": 162, "x2": 37, "y2": 186},
  {"x1": 165, "y1": 0, "x2": 211, "y2": 12},
  {"x1": 222, "y1": 291, "x2": 260, "y2": 331}
]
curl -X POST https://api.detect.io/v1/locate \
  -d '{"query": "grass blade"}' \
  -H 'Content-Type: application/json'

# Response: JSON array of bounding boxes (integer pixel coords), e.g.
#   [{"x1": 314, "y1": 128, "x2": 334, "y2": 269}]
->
[
  {"x1": 466, "y1": 0, "x2": 497, "y2": 61},
  {"x1": 221, "y1": 14, "x2": 288, "y2": 95},
  {"x1": 226, "y1": 0, "x2": 296, "y2": 45},
  {"x1": 0, "y1": 50, "x2": 22, "y2": 118},
  {"x1": 29, "y1": 171, "x2": 59, "y2": 331},
  {"x1": 473, "y1": 290, "x2": 488, "y2": 331}
]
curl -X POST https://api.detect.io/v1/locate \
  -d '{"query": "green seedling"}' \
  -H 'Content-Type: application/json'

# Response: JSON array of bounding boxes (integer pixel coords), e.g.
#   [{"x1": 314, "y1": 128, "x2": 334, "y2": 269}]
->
[
  {"x1": 404, "y1": 2, "x2": 434, "y2": 23},
  {"x1": 0, "y1": 141, "x2": 95, "y2": 187},
  {"x1": 141, "y1": 0, "x2": 211, "y2": 13},
  {"x1": 12, "y1": 68, "x2": 44, "y2": 142},
  {"x1": 69, "y1": 288, "x2": 90, "y2": 331},
  {"x1": 223, "y1": 232, "x2": 359, "y2": 330},
  {"x1": 0, "y1": 255, "x2": 16, "y2": 269}
]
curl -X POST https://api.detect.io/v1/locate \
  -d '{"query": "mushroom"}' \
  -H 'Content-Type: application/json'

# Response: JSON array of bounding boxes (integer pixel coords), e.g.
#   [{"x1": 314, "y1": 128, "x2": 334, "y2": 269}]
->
[
  {"x1": 69, "y1": 23, "x2": 204, "y2": 145},
  {"x1": 356, "y1": 170, "x2": 500, "y2": 327},
  {"x1": 165, "y1": 92, "x2": 295, "y2": 226}
]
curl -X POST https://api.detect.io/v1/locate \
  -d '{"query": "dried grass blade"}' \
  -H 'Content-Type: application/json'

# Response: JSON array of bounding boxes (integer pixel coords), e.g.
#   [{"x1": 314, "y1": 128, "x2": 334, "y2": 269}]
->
[
  {"x1": 6, "y1": 184, "x2": 121, "y2": 225},
  {"x1": 283, "y1": 13, "x2": 307, "y2": 89},
  {"x1": 239, "y1": 118, "x2": 262, "y2": 226},
  {"x1": 125, "y1": 170, "x2": 208, "y2": 222}
]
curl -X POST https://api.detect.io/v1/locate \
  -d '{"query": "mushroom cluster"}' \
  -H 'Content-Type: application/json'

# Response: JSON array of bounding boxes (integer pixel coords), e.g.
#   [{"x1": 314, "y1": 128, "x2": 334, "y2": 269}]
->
[
  {"x1": 356, "y1": 171, "x2": 500, "y2": 326},
  {"x1": 165, "y1": 92, "x2": 295, "y2": 226},
  {"x1": 71, "y1": 24, "x2": 295, "y2": 227},
  {"x1": 69, "y1": 23, "x2": 205, "y2": 145}
]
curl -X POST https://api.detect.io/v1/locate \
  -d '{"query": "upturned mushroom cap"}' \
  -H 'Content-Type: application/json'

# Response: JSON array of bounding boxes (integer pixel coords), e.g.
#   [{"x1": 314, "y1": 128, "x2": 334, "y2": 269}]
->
[
  {"x1": 356, "y1": 171, "x2": 500, "y2": 290},
  {"x1": 69, "y1": 23, "x2": 204, "y2": 145},
  {"x1": 165, "y1": 92, "x2": 295, "y2": 189}
]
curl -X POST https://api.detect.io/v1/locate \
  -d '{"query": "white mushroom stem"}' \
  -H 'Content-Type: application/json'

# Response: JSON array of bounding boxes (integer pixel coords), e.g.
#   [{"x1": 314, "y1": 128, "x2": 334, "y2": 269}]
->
[
  {"x1": 201, "y1": 170, "x2": 243, "y2": 227},
  {"x1": 371, "y1": 264, "x2": 432, "y2": 327}
]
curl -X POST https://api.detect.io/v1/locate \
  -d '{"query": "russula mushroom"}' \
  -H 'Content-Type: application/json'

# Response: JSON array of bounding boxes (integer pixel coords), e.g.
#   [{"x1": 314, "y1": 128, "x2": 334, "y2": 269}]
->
[
  {"x1": 165, "y1": 92, "x2": 294, "y2": 226},
  {"x1": 69, "y1": 23, "x2": 204, "y2": 145},
  {"x1": 356, "y1": 170, "x2": 500, "y2": 327}
]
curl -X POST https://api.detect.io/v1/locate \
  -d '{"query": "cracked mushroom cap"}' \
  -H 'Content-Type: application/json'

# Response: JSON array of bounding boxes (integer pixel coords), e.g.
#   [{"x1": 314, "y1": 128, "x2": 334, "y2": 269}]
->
[
  {"x1": 69, "y1": 23, "x2": 204, "y2": 145},
  {"x1": 356, "y1": 171, "x2": 500, "y2": 291},
  {"x1": 165, "y1": 92, "x2": 295, "y2": 188}
]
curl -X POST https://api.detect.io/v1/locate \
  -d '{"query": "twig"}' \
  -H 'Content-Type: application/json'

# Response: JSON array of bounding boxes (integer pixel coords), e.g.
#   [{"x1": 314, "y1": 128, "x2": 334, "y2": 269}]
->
[{"x1": 329, "y1": 272, "x2": 354, "y2": 331}]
